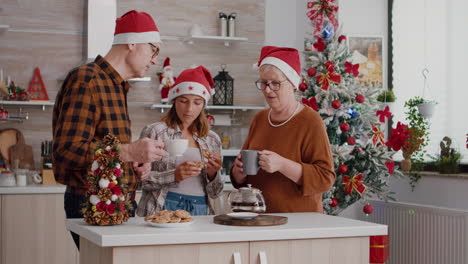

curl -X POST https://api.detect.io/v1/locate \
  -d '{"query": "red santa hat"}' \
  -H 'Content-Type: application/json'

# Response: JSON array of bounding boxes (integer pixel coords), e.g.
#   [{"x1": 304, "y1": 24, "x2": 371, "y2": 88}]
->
[
  {"x1": 163, "y1": 57, "x2": 171, "y2": 69},
  {"x1": 167, "y1": 66, "x2": 215, "y2": 103},
  {"x1": 113, "y1": 10, "x2": 161, "y2": 45},
  {"x1": 257, "y1": 46, "x2": 301, "y2": 89}
]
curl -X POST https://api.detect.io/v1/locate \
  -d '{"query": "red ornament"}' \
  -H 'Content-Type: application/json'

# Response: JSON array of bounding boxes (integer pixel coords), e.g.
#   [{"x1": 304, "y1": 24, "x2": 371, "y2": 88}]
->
[
  {"x1": 347, "y1": 136, "x2": 356, "y2": 145},
  {"x1": 355, "y1": 94, "x2": 365, "y2": 103},
  {"x1": 330, "y1": 198, "x2": 338, "y2": 207},
  {"x1": 302, "y1": 97, "x2": 319, "y2": 111},
  {"x1": 363, "y1": 204, "x2": 374, "y2": 214},
  {"x1": 307, "y1": 67, "x2": 317, "y2": 77},
  {"x1": 338, "y1": 35, "x2": 347, "y2": 42},
  {"x1": 338, "y1": 164, "x2": 348, "y2": 174},
  {"x1": 299, "y1": 82, "x2": 308, "y2": 92},
  {"x1": 331, "y1": 100, "x2": 341, "y2": 109},
  {"x1": 340, "y1": 122, "x2": 350, "y2": 132}
]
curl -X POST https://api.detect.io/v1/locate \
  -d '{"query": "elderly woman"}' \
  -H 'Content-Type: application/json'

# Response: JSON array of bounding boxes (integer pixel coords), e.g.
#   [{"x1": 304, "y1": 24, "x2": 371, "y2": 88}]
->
[
  {"x1": 137, "y1": 66, "x2": 223, "y2": 216},
  {"x1": 230, "y1": 46, "x2": 336, "y2": 213}
]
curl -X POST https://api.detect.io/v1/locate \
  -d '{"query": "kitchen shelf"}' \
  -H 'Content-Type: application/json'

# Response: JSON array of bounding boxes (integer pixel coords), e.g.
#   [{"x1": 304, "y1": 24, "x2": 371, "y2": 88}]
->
[
  {"x1": 0, "y1": 100, "x2": 53, "y2": 111},
  {"x1": 150, "y1": 103, "x2": 264, "y2": 111},
  {"x1": 128, "y1": 77, "x2": 151, "y2": 82},
  {"x1": 187, "y1": 35, "x2": 248, "y2": 47},
  {"x1": 0, "y1": 24, "x2": 9, "y2": 33}
]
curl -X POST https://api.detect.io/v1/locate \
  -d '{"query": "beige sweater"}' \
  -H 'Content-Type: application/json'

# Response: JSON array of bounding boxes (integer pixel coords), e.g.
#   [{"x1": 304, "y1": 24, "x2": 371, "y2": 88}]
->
[{"x1": 231, "y1": 106, "x2": 336, "y2": 213}]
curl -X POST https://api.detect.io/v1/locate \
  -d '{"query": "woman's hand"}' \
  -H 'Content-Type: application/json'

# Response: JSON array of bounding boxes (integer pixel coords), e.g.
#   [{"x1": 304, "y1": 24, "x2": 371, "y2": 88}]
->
[
  {"x1": 205, "y1": 153, "x2": 222, "y2": 179},
  {"x1": 231, "y1": 153, "x2": 247, "y2": 184},
  {"x1": 258, "y1": 150, "x2": 285, "y2": 173},
  {"x1": 175, "y1": 162, "x2": 202, "y2": 182}
]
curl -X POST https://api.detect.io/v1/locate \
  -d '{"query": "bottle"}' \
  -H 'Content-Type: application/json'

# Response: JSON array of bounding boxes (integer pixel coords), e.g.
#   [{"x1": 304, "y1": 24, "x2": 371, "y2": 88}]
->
[
  {"x1": 228, "y1": 13, "x2": 237, "y2": 37},
  {"x1": 219, "y1": 12, "x2": 227, "y2": 37}
]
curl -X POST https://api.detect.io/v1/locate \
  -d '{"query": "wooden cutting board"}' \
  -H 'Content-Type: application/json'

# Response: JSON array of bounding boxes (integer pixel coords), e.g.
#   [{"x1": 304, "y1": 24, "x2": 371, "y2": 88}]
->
[{"x1": 213, "y1": 214, "x2": 288, "y2": 226}]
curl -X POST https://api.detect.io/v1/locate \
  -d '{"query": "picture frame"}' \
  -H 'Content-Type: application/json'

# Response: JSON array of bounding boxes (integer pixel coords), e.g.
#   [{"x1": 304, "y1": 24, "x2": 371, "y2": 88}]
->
[{"x1": 348, "y1": 35, "x2": 385, "y2": 90}]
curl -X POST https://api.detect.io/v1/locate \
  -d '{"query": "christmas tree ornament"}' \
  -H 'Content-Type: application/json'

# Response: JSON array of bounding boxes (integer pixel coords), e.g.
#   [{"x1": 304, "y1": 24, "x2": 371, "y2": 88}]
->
[
  {"x1": 307, "y1": 67, "x2": 317, "y2": 77},
  {"x1": 338, "y1": 164, "x2": 348, "y2": 174},
  {"x1": 363, "y1": 204, "x2": 374, "y2": 214},
  {"x1": 347, "y1": 136, "x2": 356, "y2": 145},
  {"x1": 371, "y1": 125, "x2": 385, "y2": 147},
  {"x1": 338, "y1": 35, "x2": 347, "y2": 43},
  {"x1": 331, "y1": 99, "x2": 341, "y2": 109},
  {"x1": 316, "y1": 61, "x2": 341, "y2": 90},
  {"x1": 320, "y1": 20, "x2": 335, "y2": 40},
  {"x1": 376, "y1": 105, "x2": 392, "y2": 123},
  {"x1": 347, "y1": 108, "x2": 359, "y2": 119},
  {"x1": 302, "y1": 97, "x2": 319, "y2": 111},
  {"x1": 330, "y1": 198, "x2": 338, "y2": 207},
  {"x1": 355, "y1": 94, "x2": 365, "y2": 103},
  {"x1": 158, "y1": 58, "x2": 176, "y2": 104},
  {"x1": 299, "y1": 82, "x2": 308, "y2": 92},
  {"x1": 340, "y1": 122, "x2": 350, "y2": 132},
  {"x1": 344, "y1": 61, "x2": 359, "y2": 77},
  {"x1": 313, "y1": 37, "x2": 326, "y2": 52},
  {"x1": 342, "y1": 173, "x2": 366, "y2": 196}
]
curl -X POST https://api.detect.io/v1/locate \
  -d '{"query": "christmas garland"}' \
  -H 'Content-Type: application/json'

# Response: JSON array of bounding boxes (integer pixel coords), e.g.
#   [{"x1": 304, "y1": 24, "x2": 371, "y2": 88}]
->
[{"x1": 81, "y1": 134, "x2": 132, "y2": 225}]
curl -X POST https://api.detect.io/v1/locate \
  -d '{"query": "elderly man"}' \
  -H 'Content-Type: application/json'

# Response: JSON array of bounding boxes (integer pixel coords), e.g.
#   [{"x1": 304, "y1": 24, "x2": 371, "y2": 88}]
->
[{"x1": 52, "y1": 10, "x2": 166, "y2": 249}]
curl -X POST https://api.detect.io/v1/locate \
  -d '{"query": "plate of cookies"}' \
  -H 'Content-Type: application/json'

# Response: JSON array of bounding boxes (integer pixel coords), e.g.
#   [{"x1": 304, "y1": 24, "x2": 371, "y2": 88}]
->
[{"x1": 144, "y1": 209, "x2": 194, "y2": 228}]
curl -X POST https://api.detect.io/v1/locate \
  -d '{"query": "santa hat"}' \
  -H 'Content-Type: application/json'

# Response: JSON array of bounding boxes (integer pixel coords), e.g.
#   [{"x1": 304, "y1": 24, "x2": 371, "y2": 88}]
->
[
  {"x1": 113, "y1": 10, "x2": 161, "y2": 45},
  {"x1": 167, "y1": 66, "x2": 215, "y2": 103},
  {"x1": 163, "y1": 57, "x2": 171, "y2": 69},
  {"x1": 257, "y1": 46, "x2": 301, "y2": 89}
]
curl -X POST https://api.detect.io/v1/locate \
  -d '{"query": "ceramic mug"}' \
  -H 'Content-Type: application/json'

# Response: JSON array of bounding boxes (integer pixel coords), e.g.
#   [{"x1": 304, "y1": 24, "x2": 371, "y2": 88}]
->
[
  {"x1": 165, "y1": 139, "x2": 189, "y2": 157},
  {"x1": 241, "y1": 150, "x2": 259, "y2": 175}
]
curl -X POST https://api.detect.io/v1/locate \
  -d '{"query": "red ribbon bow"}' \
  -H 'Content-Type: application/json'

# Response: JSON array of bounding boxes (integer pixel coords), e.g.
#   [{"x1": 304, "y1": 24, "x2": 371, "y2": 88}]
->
[
  {"x1": 376, "y1": 106, "x2": 392, "y2": 123},
  {"x1": 371, "y1": 125, "x2": 386, "y2": 146},
  {"x1": 316, "y1": 62, "x2": 341, "y2": 90},
  {"x1": 344, "y1": 61, "x2": 359, "y2": 77},
  {"x1": 302, "y1": 97, "x2": 319, "y2": 111},
  {"x1": 306, "y1": 0, "x2": 339, "y2": 37},
  {"x1": 342, "y1": 173, "x2": 366, "y2": 196}
]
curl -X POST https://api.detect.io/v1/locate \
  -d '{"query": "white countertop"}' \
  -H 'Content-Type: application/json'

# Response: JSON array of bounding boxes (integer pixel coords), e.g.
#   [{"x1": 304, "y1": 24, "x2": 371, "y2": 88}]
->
[
  {"x1": 0, "y1": 184, "x2": 66, "y2": 194},
  {"x1": 66, "y1": 213, "x2": 387, "y2": 247}
]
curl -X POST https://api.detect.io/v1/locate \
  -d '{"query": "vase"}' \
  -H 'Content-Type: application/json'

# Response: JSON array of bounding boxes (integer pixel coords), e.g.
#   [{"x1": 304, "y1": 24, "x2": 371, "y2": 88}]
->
[{"x1": 401, "y1": 159, "x2": 411, "y2": 172}]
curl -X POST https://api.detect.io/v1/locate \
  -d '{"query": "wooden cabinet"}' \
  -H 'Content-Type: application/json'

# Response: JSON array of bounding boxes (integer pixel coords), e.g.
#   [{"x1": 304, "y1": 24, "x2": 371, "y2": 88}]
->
[
  {"x1": 81, "y1": 239, "x2": 249, "y2": 264},
  {"x1": 81, "y1": 236, "x2": 369, "y2": 264},
  {"x1": 0, "y1": 193, "x2": 79, "y2": 264}
]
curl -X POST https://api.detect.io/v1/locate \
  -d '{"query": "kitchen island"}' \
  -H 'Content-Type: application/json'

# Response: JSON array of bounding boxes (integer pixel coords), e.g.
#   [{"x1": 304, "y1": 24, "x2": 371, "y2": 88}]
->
[{"x1": 67, "y1": 212, "x2": 387, "y2": 264}]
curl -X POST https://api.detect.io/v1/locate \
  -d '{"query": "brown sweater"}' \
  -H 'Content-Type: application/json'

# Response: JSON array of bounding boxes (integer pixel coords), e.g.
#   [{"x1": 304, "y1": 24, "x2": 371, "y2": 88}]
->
[{"x1": 231, "y1": 106, "x2": 336, "y2": 213}]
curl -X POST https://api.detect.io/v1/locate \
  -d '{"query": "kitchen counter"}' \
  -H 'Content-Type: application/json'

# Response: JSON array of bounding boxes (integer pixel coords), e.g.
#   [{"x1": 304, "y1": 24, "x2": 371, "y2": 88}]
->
[
  {"x1": 67, "y1": 213, "x2": 386, "y2": 264},
  {"x1": 0, "y1": 184, "x2": 66, "y2": 194},
  {"x1": 67, "y1": 213, "x2": 386, "y2": 247}
]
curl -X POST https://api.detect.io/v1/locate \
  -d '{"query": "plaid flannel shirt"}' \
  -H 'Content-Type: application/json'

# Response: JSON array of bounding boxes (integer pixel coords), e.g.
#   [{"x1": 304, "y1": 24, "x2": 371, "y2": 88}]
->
[
  {"x1": 136, "y1": 122, "x2": 224, "y2": 216},
  {"x1": 52, "y1": 56, "x2": 135, "y2": 195}
]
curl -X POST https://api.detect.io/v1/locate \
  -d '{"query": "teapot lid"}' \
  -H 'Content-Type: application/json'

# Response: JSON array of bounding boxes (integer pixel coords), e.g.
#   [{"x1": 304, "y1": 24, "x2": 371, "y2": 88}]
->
[{"x1": 239, "y1": 184, "x2": 261, "y2": 193}]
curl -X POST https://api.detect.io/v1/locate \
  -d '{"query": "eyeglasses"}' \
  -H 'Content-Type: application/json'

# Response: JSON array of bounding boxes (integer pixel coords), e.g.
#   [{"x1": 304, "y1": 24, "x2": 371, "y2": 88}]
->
[
  {"x1": 148, "y1": 43, "x2": 160, "y2": 59},
  {"x1": 255, "y1": 80, "x2": 288, "y2": 91}
]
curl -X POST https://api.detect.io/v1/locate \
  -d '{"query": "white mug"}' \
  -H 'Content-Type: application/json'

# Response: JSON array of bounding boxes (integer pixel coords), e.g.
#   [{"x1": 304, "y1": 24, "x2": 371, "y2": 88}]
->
[
  {"x1": 165, "y1": 139, "x2": 189, "y2": 157},
  {"x1": 28, "y1": 171, "x2": 42, "y2": 184}
]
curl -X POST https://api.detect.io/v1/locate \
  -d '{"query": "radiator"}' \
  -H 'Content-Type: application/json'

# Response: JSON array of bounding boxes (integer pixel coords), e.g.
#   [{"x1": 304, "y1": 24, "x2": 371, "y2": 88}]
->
[{"x1": 359, "y1": 200, "x2": 468, "y2": 264}]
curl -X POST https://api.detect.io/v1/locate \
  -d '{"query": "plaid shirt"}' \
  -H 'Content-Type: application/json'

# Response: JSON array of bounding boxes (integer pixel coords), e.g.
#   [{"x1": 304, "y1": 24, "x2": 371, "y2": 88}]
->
[
  {"x1": 52, "y1": 56, "x2": 135, "y2": 195},
  {"x1": 136, "y1": 122, "x2": 224, "y2": 216}
]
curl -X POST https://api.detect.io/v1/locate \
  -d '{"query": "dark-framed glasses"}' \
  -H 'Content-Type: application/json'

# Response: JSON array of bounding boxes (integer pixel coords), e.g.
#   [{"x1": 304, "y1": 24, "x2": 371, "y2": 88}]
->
[
  {"x1": 255, "y1": 80, "x2": 288, "y2": 91},
  {"x1": 148, "y1": 43, "x2": 160, "y2": 59}
]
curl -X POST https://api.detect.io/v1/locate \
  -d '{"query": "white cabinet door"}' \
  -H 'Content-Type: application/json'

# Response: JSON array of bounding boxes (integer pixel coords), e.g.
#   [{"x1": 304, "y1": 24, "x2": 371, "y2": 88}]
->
[{"x1": 250, "y1": 237, "x2": 369, "y2": 264}]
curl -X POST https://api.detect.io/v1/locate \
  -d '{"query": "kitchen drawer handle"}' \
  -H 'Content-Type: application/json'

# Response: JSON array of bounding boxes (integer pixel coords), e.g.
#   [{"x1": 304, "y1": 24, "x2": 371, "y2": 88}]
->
[
  {"x1": 233, "y1": 252, "x2": 242, "y2": 264},
  {"x1": 259, "y1": 251, "x2": 268, "y2": 264}
]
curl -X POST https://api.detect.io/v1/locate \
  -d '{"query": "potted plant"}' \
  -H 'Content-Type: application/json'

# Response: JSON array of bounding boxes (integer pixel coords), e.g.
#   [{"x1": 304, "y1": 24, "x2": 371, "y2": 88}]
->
[
  {"x1": 405, "y1": 96, "x2": 437, "y2": 118},
  {"x1": 377, "y1": 89, "x2": 396, "y2": 113},
  {"x1": 434, "y1": 136, "x2": 462, "y2": 174}
]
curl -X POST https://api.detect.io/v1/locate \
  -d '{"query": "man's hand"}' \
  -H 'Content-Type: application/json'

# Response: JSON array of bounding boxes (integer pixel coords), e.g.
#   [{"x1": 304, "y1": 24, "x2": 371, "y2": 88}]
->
[
  {"x1": 120, "y1": 138, "x2": 167, "y2": 163},
  {"x1": 133, "y1": 162, "x2": 151, "y2": 181}
]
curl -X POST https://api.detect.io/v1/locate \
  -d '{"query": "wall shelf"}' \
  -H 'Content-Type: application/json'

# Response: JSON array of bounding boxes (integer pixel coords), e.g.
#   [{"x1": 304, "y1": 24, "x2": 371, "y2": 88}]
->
[
  {"x1": 0, "y1": 100, "x2": 53, "y2": 111},
  {"x1": 0, "y1": 24, "x2": 10, "y2": 33},
  {"x1": 150, "y1": 103, "x2": 264, "y2": 111},
  {"x1": 187, "y1": 35, "x2": 248, "y2": 47}
]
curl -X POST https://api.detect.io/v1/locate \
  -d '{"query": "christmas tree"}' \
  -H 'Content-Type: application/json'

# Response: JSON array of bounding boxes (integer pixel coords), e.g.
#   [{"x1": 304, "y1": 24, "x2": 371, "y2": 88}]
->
[
  {"x1": 303, "y1": 2, "x2": 403, "y2": 215},
  {"x1": 81, "y1": 134, "x2": 133, "y2": 225}
]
